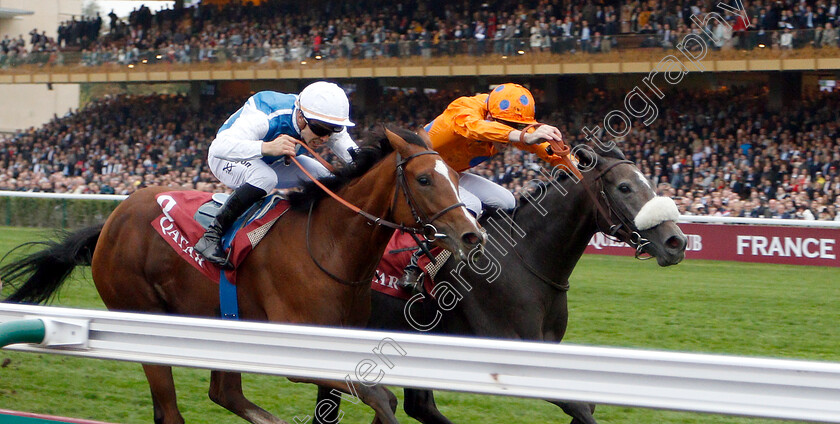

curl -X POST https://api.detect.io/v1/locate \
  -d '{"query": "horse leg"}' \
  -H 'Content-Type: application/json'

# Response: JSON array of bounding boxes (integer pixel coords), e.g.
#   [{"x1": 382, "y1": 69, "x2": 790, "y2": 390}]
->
[
  {"x1": 403, "y1": 388, "x2": 453, "y2": 424},
  {"x1": 355, "y1": 385, "x2": 397, "y2": 424},
  {"x1": 209, "y1": 370, "x2": 289, "y2": 424},
  {"x1": 142, "y1": 364, "x2": 184, "y2": 424},
  {"x1": 313, "y1": 386, "x2": 341, "y2": 424},
  {"x1": 547, "y1": 400, "x2": 597, "y2": 424},
  {"x1": 292, "y1": 378, "x2": 398, "y2": 424}
]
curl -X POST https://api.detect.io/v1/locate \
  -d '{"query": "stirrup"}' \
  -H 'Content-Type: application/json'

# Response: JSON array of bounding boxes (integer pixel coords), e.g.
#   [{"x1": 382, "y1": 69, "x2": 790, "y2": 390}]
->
[
  {"x1": 205, "y1": 250, "x2": 234, "y2": 270},
  {"x1": 196, "y1": 232, "x2": 234, "y2": 269},
  {"x1": 396, "y1": 265, "x2": 424, "y2": 294}
]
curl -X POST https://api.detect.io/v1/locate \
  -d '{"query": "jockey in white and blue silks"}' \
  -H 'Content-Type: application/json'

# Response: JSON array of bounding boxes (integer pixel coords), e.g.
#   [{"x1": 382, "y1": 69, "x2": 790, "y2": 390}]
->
[{"x1": 196, "y1": 81, "x2": 357, "y2": 269}]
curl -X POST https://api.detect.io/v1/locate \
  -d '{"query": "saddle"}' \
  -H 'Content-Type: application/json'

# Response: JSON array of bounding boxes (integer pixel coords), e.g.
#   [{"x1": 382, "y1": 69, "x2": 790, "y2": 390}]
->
[
  {"x1": 152, "y1": 191, "x2": 290, "y2": 284},
  {"x1": 195, "y1": 192, "x2": 285, "y2": 229}
]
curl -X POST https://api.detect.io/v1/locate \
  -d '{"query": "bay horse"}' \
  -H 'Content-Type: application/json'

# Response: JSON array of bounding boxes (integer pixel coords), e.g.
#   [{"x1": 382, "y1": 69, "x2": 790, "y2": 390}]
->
[
  {"x1": 314, "y1": 144, "x2": 687, "y2": 424},
  {"x1": 1, "y1": 128, "x2": 483, "y2": 424}
]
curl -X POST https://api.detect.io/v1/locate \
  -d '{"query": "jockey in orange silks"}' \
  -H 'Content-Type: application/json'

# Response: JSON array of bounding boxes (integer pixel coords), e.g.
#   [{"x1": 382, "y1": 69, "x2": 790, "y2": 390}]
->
[
  {"x1": 398, "y1": 83, "x2": 579, "y2": 289},
  {"x1": 423, "y1": 82, "x2": 577, "y2": 216}
]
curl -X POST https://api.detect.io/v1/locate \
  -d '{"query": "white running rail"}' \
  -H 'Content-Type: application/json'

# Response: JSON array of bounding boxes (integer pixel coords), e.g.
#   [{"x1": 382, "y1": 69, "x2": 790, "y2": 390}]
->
[
  {"x1": 1, "y1": 303, "x2": 839, "y2": 423},
  {"x1": 0, "y1": 191, "x2": 128, "y2": 201}
]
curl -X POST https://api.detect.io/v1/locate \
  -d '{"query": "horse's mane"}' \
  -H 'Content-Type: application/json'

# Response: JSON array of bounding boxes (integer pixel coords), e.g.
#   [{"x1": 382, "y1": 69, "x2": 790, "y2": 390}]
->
[
  {"x1": 288, "y1": 127, "x2": 427, "y2": 211},
  {"x1": 593, "y1": 143, "x2": 627, "y2": 161},
  {"x1": 477, "y1": 206, "x2": 509, "y2": 225}
]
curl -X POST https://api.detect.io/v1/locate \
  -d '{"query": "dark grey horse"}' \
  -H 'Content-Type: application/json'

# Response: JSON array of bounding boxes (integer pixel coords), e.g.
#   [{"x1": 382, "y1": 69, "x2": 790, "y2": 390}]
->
[{"x1": 315, "y1": 145, "x2": 687, "y2": 424}]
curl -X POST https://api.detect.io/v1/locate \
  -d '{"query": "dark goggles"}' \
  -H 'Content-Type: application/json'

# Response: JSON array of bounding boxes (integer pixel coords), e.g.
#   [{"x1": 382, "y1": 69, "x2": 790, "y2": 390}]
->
[
  {"x1": 305, "y1": 116, "x2": 343, "y2": 137},
  {"x1": 495, "y1": 119, "x2": 530, "y2": 131}
]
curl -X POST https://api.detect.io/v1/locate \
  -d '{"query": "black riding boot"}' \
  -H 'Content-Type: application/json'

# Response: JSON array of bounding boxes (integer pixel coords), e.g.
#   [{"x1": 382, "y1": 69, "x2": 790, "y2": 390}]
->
[
  {"x1": 395, "y1": 248, "x2": 425, "y2": 293},
  {"x1": 195, "y1": 183, "x2": 267, "y2": 269}
]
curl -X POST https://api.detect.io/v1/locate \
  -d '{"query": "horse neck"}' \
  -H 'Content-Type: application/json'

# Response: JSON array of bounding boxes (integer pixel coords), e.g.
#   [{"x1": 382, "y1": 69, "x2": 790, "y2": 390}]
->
[
  {"x1": 434, "y1": 177, "x2": 599, "y2": 340},
  {"x1": 315, "y1": 155, "x2": 400, "y2": 279},
  {"x1": 506, "y1": 176, "x2": 599, "y2": 284}
]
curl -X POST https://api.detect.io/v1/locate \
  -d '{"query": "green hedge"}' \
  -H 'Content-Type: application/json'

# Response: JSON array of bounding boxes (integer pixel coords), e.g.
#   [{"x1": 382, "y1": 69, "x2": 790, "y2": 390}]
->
[{"x1": 0, "y1": 197, "x2": 121, "y2": 229}]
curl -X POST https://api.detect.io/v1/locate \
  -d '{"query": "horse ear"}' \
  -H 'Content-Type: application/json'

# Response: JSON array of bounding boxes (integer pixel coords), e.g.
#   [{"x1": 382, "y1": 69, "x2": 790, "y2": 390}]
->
[
  {"x1": 415, "y1": 127, "x2": 433, "y2": 149},
  {"x1": 576, "y1": 146, "x2": 597, "y2": 168},
  {"x1": 384, "y1": 127, "x2": 411, "y2": 155}
]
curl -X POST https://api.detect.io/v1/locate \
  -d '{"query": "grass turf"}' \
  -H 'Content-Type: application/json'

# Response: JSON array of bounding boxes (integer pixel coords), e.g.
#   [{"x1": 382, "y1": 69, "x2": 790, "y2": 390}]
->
[{"x1": 0, "y1": 226, "x2": 837, "y2": 423}]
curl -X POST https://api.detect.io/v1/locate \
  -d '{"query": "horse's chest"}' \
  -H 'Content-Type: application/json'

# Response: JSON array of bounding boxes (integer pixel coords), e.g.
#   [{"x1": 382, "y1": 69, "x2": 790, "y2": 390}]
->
[{"x1": 541, "y1": 307, "x2": 569, "y2": 342}]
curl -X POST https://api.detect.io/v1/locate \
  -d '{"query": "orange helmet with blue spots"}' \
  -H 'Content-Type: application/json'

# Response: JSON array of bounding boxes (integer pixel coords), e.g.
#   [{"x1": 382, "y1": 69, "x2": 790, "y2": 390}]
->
[{"x1": 486, "y1": 83, "x2": 538, "y2": 125}]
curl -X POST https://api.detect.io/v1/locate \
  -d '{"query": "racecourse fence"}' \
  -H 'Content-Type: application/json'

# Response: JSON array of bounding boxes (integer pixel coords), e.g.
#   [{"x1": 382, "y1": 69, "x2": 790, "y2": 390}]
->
[
  {"x1": 1, "y1": 303, "x2": 840, "y2": 423},
  {"x1": 1, "y1": 191, "x2": 838, "y2": 267}
]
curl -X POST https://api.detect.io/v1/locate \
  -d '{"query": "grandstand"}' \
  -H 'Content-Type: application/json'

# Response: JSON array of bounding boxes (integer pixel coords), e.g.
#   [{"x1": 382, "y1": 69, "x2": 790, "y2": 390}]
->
[{"x1": 0, "y1": 0, "x2": 837, "y2": 223}]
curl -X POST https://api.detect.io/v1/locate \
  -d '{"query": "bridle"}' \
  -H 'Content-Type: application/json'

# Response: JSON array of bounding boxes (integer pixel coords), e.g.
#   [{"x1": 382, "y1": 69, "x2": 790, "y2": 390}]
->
[
  {"x1": 395, "y1": 152, "x2": 468, "y2": 241},
  {"x1": 291, "y1": 140, "x2": 466, "y2": 286},
  {"x1": 585, "y1": 158, "x2": 652, "y2": 260},
  {"x1": 507, "y1": 156, "x2": 652, "y2": 293}
]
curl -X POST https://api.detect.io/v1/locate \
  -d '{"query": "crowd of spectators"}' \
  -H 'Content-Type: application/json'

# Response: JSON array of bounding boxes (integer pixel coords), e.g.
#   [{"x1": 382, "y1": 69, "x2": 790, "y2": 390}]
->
[
  {"x1": 0, "y1": 83, "x2": 838, "y2": 221},
  {"x1": 0, "y1": 94, "x2": 228, "y2": 195},
  {"x1": 57, "y1": 14, "x2": 103, "y2": 49},
  {"x1": 0, "y1": 29, "x2": 59, "y2": 61},
  {"x1": 5, "y1": 0, "x2": 840, "y2": 68},
  {"x1": 551, "y1": 86, "x2": 840, "y2": 220}
]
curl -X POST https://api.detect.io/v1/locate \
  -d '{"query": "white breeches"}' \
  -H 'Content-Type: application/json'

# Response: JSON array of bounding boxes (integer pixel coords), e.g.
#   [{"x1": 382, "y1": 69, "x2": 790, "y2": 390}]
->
[
  {"x1": 208, "y1": 154, "x2": 332, "y2": 191},
  {"x1": 458, "y1": 172, "x2": 516, "y2": 214}
]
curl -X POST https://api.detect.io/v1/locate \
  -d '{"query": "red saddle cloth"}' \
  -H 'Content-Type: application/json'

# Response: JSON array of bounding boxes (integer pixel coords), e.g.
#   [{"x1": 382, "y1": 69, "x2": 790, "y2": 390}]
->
[
  {"x1": 372, "y1": 230, "x2": 444, "y2": 300},
  {"x1": 152, "y1": 191, "x2": 290, "y2": 284}
]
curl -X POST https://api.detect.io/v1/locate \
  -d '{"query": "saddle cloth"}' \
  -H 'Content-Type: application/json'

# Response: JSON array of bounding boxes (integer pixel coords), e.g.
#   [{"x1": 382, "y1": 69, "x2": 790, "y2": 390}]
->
[
  {"x1": 152, "y1": 191, "x2": 290, "y2": 284},
  {"x1": 371, "y1": 230, "x2": 451, "y2": 300}
]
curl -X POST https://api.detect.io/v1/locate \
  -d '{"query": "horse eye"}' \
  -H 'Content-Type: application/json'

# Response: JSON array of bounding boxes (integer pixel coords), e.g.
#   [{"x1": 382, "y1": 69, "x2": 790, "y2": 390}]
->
[
  {"x1": 417, "y1": 175, "x2": 432, "y2": 186},
  {"x1": 618, "y1": 183, "x2": 632, "y2": 193}
]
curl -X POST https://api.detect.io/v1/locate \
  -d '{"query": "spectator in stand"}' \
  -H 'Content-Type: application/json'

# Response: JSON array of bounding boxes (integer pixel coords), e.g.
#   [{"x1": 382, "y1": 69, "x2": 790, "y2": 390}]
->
[
  {"x1": 818, "y1": 22, "x2": 839, "y2": 47},
  {"x1": 780, "y1": 26, "x2": 795, "y2": 48}
]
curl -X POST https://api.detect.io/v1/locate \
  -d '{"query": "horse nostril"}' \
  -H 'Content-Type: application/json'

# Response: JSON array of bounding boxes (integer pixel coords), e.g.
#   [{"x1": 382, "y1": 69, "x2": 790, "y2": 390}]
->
[
  {"x1": 462, "y1": 232, "x2": 481, "y2": 246},
  {"x1": 666, "y1": 235, "x2": 686, "y2": 251}
]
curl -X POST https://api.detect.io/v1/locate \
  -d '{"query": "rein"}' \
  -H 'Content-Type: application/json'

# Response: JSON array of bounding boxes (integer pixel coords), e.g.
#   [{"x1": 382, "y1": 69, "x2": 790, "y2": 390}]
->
[
  {"x1": 290, "y1": 141, "x2": 446, "y2": 236},
  {"x1": 501, "y1": 124, "x2": 580, "y2": 291},
  {"x1": 294, "y1": 138, "x2": 337, "y2": 174},
  {"x1": 506, "y1": 158, "x2": 648, "y2": 292},
  {"x1": 292, "y1": 140, "x2": 465, "y2": 286},
  {"x1": 506, "y1": 206, "x2": 571, "y2": 292},
  {"x1": 518, "y1": 123, "x2": 584, "y2": 181}
]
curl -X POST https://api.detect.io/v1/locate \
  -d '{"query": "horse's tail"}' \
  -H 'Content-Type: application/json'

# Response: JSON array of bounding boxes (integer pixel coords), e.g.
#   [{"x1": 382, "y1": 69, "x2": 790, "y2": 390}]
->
[{"x1": 1, "y1": 224, "x2": 103, "y2": 304}]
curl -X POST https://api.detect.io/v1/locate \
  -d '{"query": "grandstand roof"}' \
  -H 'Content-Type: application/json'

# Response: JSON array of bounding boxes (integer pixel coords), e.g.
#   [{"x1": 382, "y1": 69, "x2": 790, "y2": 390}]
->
[{"x1": 0, "y1": 7, "x2": 33, "y2": 19}]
